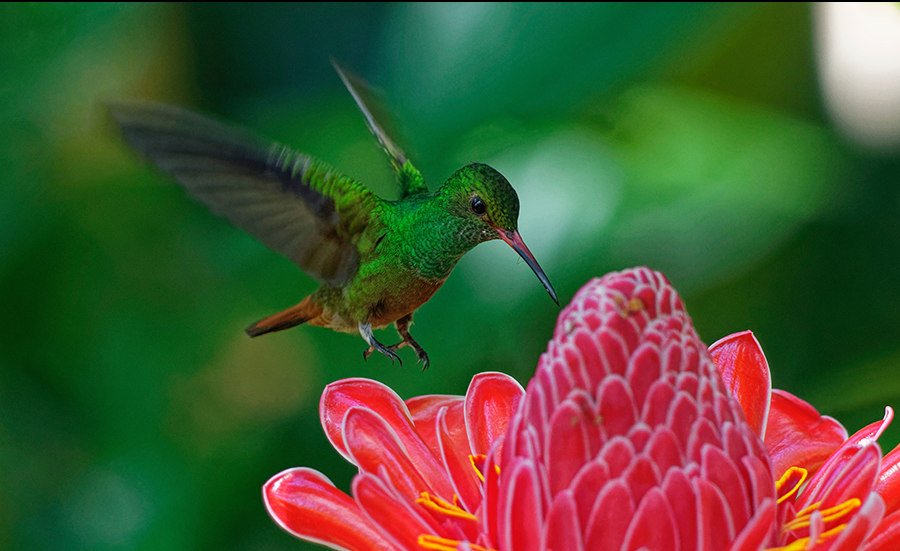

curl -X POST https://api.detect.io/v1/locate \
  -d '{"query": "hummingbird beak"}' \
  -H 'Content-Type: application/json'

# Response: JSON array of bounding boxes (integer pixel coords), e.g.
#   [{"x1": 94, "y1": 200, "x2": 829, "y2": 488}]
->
[{"x1": 498, "y1": 230, "x2": 559, "y2": 305}]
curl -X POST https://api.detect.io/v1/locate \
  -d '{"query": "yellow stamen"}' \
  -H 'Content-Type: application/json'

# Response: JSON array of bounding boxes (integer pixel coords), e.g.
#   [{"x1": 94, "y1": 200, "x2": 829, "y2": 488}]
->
[
  {"x1": 766, "y1": 523, "x2": 849, "y2": 551},
  {"x1": 418, "y1": 534, "x2": 495, "y2": 551},
  {"x1": 416, "y1": 492, "x2": 478, "y2": 522},
  {"x1": 775, "y1": 467, "x2": 807, "y2": 504},
  {"x1": 781, "y1": 498, "x2": 860, "y2": 533}
]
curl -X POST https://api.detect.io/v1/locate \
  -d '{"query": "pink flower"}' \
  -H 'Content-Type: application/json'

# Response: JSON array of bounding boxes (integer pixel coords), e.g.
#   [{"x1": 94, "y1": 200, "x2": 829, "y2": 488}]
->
[{"x1": 264, "y1": 268, "x2": 900, "y2": 550}]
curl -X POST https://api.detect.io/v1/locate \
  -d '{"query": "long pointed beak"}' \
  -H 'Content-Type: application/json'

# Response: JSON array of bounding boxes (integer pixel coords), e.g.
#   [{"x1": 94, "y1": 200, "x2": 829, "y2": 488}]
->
[{"x1": 498, "y1": 230, "x2": 559, "y2": 305}]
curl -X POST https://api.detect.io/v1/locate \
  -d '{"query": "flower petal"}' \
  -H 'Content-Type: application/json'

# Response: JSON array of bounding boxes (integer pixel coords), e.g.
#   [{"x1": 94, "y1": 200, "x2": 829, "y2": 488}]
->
[
  {"x1": 764, "y1": 389, "x2": 848, "y2": 479},
  {"x1": 320, "y1": 378, "x2": 414, "y2": 464},
  {"x1": 263, "y1": 467, "x2": 395, "y2": 551},
  {"x1": 829, "y1": 492, "x2": 885, "y2": 551},
  {"x1": 861, "y1": 508, "x2": 900, "y2": 551},
  {"x1": 353, "y1": 472, "x2": 441, "y2": 551},
  {"x1": 405, "y1": 394, "x2": 465, "y2": 455},
  {"x1": 876, "y1": 442, "x2": 900, "y2": 516},
  {"x1": 798, "y1": 443, "x2": 882, "y2": 511},
  {"x1": 343, "y1": 406, "x2": 455, "y2": 501},
  {"x1": 465, "y1": 371, "x2": 525, "y2": 456},
  {"x1": 498, "y1": 459, "x2": 544, "y2": 551},
  {"x1": 435, "y1": 406, "x2": 482, "y2": 513},
  {"x1": 542, "y1": 491, "x2": 584, "y2": 551},
  {"x1": 621, "y1": 487, "x2": 678, "y2": 551},
  {"x1": 709, "y1": 331, "x2": 772, "y2": 439}
]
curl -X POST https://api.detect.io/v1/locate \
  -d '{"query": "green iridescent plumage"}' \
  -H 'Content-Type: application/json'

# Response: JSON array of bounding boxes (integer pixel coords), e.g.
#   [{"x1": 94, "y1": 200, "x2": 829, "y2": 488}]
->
[{"x1": 109, "y1": 62, "x2": 557, "y2": 368}]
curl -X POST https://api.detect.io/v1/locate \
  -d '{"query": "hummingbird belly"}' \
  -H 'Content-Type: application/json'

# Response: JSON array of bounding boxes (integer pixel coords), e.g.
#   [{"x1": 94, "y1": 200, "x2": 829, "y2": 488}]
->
[{"x1": 310, "y1": 270, "x2": 445, "y2": 333}]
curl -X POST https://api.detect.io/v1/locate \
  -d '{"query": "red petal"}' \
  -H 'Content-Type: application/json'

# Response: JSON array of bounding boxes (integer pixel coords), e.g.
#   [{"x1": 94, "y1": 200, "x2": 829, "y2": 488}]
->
[
  {"x1": 321, "y1": 379, "x2": 414, "y2": 463},
  {"x1": 547, "y1": 392, "x2": 596, "y2": 495},
  {"x1": 876, "y1": 442, "x2": 900, "y2": 515},
  {"x1": 621, "y1": 487, "x2": 677, "y2": 551},
  {"x1": 861, "y1": 508, "x2": 900, "y2": 551},
  {"x1": 662, "y1": 469, "x2": 699, "y2": 551},
  {"x1": 498, "y1": 459, "x2": 544, "y2": 551},
  {"x1": 829, "y1": 493, "x2": 885, "y2": 551},
  {"x1": 584, "y1": 479, "x2": 635, "y2": 551},
  {"x1": 764, "y1": 389, "x2": 848, "y2": 479},
  {"x1": 353, "y1": 472, "x2": 441, "y2": 551},
  {"x1": 798, "y1": 443, "x2": 881, "y2": 511},
  {"x1": 709, "y1": 331, "x2": 772, "y2": 438},
  {"x1": 435, "y1": 407, "x2": 482, "y2": 513},
  {"x1": 263, "y1": 467, "x2": 395, "y2": 551},
  {"x1": 728, "y1": 497, "x2": 776, "y2": 551},
  {"x1": 343, "y1": 406, "x2": 454, "y2": 501},
  {"x1": 569, "y1": 461, "x2": 611, "y2": 534},
  {"x1": 701, "y1": 444, "x2": 750, "y2": 531},
  {"x1": 696, "y1": 478, "x2": 735, "y2": 551},
  {"x1": 465, "y1": 371, "x2": 524, "y2": 456},
  {"x1": 542, "y1": 491, "x2": 584, "y2": 551},
  {"x1": 405, "y1": 394, "x2": 465, "y2": 456}
]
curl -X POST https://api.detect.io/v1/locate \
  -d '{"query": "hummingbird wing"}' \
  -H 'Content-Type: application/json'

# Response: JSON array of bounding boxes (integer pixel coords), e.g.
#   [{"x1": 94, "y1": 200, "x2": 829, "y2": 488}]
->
[
  {"x1": 331, "y1": 59, "x2": 429, "y2": 200},
  {"x1": 109, "y1": 101, "x2": 380, "y2": 287}
]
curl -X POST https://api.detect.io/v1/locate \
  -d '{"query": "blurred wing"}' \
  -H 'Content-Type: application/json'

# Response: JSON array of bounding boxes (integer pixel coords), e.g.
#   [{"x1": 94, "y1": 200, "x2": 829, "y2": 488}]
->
[
  {"x1": 109, "y1": 101, "x2": 381, "y2": 287},
  {"x1": 331, "y1": 59, "x2": 429, "y2": 199}
]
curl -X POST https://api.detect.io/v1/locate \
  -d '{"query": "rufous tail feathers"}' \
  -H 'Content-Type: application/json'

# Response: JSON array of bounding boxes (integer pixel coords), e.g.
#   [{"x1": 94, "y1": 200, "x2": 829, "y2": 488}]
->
[{"x1": 245, "y1": 296, "x2": 323, "y2": 337}]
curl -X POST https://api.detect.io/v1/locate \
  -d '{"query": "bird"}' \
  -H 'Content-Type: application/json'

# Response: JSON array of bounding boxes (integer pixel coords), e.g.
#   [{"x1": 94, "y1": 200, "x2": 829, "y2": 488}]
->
[{"x1": 108, "y1": 61, "x2": 557, "y2": 369}]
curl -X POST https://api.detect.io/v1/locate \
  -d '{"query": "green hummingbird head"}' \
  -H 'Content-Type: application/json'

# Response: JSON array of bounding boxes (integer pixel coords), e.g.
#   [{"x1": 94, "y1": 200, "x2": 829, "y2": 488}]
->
[
  {"x1": 442, "y1": 162, "x2": 520, "y2": 239},
  {"x1": 439, "y1": 162, "x2": 558, "y2": 304}
]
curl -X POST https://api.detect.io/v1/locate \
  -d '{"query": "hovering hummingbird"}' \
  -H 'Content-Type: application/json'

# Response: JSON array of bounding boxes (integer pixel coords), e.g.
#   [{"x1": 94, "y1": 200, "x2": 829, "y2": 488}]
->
[{"x1": 109, "y1": 61, "x2": 557, "y2": 369}]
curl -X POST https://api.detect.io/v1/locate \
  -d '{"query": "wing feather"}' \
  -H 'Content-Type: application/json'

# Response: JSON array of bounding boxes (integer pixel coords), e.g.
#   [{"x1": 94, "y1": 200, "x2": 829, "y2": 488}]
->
[
  {"x1": 108, "y1": 101, "x2": 380, "y2": 286},
  {"x1": 330, "y1": 59, "x2": 429, "y2": 199}
]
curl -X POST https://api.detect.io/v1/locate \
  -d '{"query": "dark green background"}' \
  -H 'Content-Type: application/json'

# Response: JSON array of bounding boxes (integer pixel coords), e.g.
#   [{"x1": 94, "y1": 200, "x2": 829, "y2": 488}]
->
[{"x1": 2, "y1": 3, "x2": 899, "y2": 550}]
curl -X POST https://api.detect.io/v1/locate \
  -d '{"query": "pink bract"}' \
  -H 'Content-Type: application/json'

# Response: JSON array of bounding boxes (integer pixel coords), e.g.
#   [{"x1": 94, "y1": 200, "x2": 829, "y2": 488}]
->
[{"x1": 264, "y1": 267, "x2": 900, "y2": 551}]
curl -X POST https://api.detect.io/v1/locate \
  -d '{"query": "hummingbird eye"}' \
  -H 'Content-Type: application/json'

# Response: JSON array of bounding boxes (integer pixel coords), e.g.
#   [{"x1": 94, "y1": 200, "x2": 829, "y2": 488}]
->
[{"x1": 470, "y1": 196, "x2": 486, "y2": 216}]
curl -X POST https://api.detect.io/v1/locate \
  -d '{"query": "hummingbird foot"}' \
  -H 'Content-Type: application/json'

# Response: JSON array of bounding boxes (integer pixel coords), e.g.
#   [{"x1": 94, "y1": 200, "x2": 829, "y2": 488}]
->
[
  {"x1": 394, "y1": 314, "x2": 430, "y2": 370},
  {"x1": 359, "y1": 322, "x2": 402, "y2": 365}
]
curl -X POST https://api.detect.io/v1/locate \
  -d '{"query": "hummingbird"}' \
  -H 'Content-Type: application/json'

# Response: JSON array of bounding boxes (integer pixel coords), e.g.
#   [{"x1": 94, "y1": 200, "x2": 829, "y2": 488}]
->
[{"x1": 109, "y1": 61, "x2": 557, "y2": 369}]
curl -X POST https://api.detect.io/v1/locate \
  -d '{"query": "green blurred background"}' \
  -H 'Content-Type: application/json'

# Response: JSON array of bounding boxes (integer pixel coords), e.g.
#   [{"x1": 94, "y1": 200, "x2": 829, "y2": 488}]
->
[{"x1": 3, "y1": 3, "x2": 900, "y2": 550}]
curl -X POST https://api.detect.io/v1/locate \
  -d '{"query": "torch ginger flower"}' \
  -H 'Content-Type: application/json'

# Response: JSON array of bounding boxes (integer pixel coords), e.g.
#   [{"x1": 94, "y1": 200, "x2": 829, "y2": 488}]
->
[{"x1": 264, "y1": 267, "x2": 900, "y2": 550}]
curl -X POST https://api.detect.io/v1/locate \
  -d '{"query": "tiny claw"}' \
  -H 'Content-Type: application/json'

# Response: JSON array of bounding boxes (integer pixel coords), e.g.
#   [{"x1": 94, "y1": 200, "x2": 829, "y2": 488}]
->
[{"x1": 359, "y1": 322, "x2": 402, "y2": 365}]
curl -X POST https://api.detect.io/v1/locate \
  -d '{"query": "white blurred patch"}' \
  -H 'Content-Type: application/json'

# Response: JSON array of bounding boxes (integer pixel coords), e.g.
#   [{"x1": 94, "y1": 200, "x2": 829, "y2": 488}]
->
[{"x1": 816, "y1": 2, "x2": 900, "y2": 150}]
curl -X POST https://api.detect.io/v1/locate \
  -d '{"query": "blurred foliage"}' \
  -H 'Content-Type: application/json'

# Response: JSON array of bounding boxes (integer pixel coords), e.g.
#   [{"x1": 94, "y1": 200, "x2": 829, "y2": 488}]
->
[{"x1": 2, "y1": 3, "x2": 900, "y2": 550}]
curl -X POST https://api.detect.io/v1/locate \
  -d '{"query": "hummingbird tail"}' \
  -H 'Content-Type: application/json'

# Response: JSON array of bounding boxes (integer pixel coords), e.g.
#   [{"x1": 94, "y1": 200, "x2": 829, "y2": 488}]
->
[{"x1": 245, "y1": 296, "x2": 324, "y2": 337}]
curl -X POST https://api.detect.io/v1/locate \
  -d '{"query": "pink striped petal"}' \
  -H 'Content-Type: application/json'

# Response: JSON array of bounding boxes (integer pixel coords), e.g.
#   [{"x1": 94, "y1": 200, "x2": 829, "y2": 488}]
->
[
  {"x1": 321, "y1": 379, "x2": 414, "y2": 463},
  {"x1": 263, "y1": 467, "x2": 395, "y2": 551},
  {"x1": 353, "y1": 472, "x2": 441, "y2": 551},
  {"x1": 343, "y1": 406, "x2": 454, "y2": 501}
]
